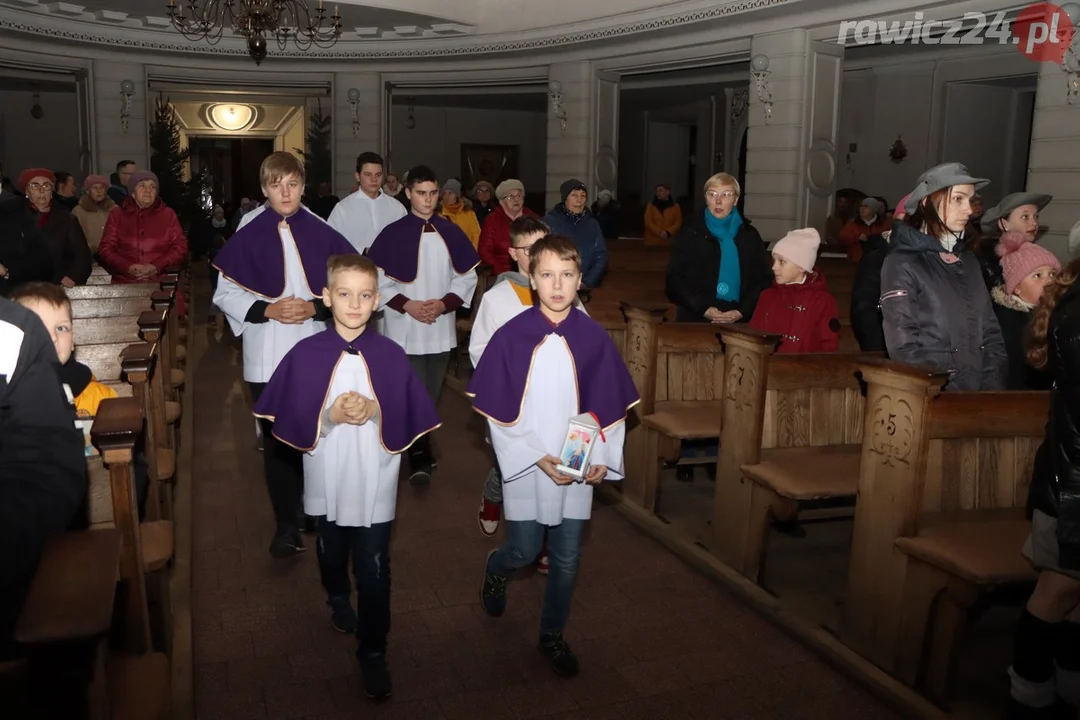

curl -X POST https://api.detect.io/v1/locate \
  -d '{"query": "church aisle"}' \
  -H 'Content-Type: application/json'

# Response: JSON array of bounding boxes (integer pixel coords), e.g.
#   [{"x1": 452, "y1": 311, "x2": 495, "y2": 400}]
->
[{"x1": 189, "y1": 319, "x2": 903, "y2": 720}]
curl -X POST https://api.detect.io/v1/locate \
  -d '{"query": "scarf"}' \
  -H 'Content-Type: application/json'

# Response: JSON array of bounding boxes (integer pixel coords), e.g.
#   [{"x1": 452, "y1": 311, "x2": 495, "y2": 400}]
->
[
  {"x1": 704, "y1": 207, "x2": 743, "y2": 302},
  {"x1": 211, "y1": 217, "x2": 227, "y2": 229},
  {"x1": 652, "y1": 196, "x2": 675, "y2": 211},
  {"x1": 561, "y1": 204, "x2": 586, "y2": 223}
]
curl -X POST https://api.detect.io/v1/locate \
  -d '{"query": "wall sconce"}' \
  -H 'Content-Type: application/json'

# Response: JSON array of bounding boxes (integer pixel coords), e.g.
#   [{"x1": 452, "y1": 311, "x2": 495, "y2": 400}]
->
[
  {"x1": 750, "y1": 54, "x2": 773, "y2": 124},
  {"x1": 120, "y1": 79, "x2": 135, "y2": 132},
  {"x1": 347, "y1": 87, "x2": 360, "y2": 137},
  {"x1": 1059, "y1": 3, "x2": 1080, "y2": 104},
  {"x1": 548, "y1": 80, "x2": 567, "y2": 136}
]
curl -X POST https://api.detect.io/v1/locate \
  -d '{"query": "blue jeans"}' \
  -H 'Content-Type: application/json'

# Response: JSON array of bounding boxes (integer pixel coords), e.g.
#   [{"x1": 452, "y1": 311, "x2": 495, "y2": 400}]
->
[
  {"x1": 316, "y1": 518, "x2": 392, "y2": 658},
  {"x1": 487, "y1": 518, "x2": 586, "y2": 635}
]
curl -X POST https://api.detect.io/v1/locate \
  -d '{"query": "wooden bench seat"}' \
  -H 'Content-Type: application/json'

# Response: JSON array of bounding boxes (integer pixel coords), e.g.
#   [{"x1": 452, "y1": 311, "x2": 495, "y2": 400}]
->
[
  {"x1": 743, "y1": 444, "x2": 862, "y2": 501},
  {"x1": 895, "y1": 519, "x2": 1034, "y2": 586},
  {"x1": 642, "y1": 401, "x2": 721, "y2": 440}
]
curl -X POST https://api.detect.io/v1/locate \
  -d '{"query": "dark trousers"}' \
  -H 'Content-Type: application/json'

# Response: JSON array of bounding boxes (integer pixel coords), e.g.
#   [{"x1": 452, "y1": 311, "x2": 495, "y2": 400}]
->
[
  {"x1": 317, "y1": 518, "x2": 392, "y2": 658},
  {"x1": 248, "y1": 382, "x2": 304, "y2": 535},
  {"x1": 406, "y1": 352, "x2": 449, "y2": 459}
]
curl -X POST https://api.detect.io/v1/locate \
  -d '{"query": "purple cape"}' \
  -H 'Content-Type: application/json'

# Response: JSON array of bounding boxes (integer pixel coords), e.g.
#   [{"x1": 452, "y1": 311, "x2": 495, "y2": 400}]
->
[
  {"x1": 212, "y1": 207, "x2": 357, "y2": 299},
  {"x1": 252, "y1": 327, "x2": 440, "y2": 453},
  {"x1": 467, "y1": 306, "x2": 640, "y2": 429},
  {"x1": 366, "y1": 214, "x2": 479, "y2": 283}
]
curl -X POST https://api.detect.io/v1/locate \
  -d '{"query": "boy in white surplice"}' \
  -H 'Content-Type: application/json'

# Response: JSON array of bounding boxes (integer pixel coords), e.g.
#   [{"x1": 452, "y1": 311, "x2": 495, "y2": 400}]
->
[
  {"x1": 253, "y1": 254, "x2": 439, "y2": 702},
  {"x1": 366, "y1": 165, "x2": 479, "y2": 486},
  {"x1": 467, "y1": 235, "x2": 639, "y2": 678}
]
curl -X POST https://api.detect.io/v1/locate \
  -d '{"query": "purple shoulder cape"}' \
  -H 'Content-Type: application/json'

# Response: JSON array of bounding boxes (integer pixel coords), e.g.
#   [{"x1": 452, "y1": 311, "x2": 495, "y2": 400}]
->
[
  {"x1": 466, "y1": 306, "x2": 639, "y2": 429},
  {"x1": 252, "y1": 327, "x2": 440, "y2": 453},
  {"x1": 212, "y1": 207, "x2": 357, "y2": 299},
  {"x1": 367, "y1": 214, "x2": 479, "y2": 283}
]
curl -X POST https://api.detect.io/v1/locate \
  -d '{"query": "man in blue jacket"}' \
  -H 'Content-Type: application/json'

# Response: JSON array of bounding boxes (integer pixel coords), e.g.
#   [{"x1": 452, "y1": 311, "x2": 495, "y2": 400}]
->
[{"x1": 543, "y1": 179, "x2": 608, "y2": 288}]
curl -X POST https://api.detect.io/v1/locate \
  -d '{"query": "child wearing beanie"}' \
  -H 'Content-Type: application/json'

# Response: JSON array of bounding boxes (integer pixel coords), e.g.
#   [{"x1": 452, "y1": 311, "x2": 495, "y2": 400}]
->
[
  {"x1": 992, "y1": 231, "x2": 1061, "y2": 390},
  {"x1": 749, "y1": 228, "x2": 840, "y2": 353}
]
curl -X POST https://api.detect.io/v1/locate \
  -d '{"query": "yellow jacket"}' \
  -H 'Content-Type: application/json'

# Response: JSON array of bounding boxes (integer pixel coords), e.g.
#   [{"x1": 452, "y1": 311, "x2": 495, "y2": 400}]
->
[
  {"x1": 644, "y1": 201, "x2": 682, "y2": 245},
  {"x1": 439, "y1": 202, "x2": 481, "y2": 249},
  {"x1": 75, "y1": 378, "x2": 118, "y2": 418}
]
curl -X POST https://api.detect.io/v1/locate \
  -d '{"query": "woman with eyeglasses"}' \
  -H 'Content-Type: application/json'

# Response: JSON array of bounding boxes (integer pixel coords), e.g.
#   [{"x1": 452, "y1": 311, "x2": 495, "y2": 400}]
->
[
  {"x1": 14, "y1": 168, "x2": 91, "y2": 289},
  {"x1": 665, "y1": 172, "x2": 772, "y2": 324}
]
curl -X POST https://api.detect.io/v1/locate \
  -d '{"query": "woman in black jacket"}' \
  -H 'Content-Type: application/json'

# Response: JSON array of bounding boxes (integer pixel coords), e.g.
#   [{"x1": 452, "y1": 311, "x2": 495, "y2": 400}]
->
[
  {"x1": 665, "y1": 172, "x2": 772, "y2": 324},
  {"x1": 850, "y1": 192, "x2": 911, "y2": 352},
  {"x1": 879, "y1": 163, "x2": 1007, "y2": 391},
  {"x1": 0, "y1": 194, "x2": 51, "y2": 297},
  {"x1": 1007, "y1": 261, "x2": 1080, "y2": 719}
]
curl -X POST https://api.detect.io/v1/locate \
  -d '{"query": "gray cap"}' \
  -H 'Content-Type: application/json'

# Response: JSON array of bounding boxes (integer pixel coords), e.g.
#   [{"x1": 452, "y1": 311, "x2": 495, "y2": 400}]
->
[
  {"x1": 980, "y1": 192, "x2": 1053, "y2": 235},
  {"x1": 860, "y1": 197, "x2": 883, "y2": 216},
  {"x1": 903, "y1": 162, "x2": 990, "y2": 214},
  {"x1": 441, "y1": 178, "x2": 462, "y2": 196}
]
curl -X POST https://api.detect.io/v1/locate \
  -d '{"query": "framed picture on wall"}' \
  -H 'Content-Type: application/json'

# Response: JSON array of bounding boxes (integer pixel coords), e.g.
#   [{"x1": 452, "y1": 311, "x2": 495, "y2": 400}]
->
[{"x1": 461, "y1": 144, "x2": 519, "y2": 194}]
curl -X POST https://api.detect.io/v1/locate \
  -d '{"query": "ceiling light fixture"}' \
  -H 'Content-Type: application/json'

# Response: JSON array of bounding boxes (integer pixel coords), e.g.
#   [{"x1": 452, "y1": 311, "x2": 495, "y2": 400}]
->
[
  {"x1": 208, "y1": 103, "x2": 256, "y2": 131},
  {"x1": 166, "y1": 0, "x2": 343, "y2": 66}
]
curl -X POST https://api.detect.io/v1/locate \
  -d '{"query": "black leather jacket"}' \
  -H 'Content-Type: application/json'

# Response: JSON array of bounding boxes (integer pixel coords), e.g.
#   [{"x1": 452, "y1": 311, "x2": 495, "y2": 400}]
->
[{"x1": 1029, "y1": 281, "x2": 1080, "y2": 570}]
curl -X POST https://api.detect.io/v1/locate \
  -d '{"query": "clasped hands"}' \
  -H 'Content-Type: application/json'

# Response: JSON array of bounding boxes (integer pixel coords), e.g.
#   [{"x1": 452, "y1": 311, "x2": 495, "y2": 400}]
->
[
  {"x1": 537, "y1": 455, "x2": 607, "y2": 486},
  {"x1": 329, "y1": 391, "x2": 378, "y2": 426},
  {"x1": 704, "y1": 307, "x2": 742, "y2": 324},
  {"x1": 265, "y1": 295, "x2": 316, "y2": 324},
  {"x1": 404, "y1": 299, "x2": 446, "y2": 325},
  {"x1": 128, "y1": 263, "x2": 158, "y2": 280}
]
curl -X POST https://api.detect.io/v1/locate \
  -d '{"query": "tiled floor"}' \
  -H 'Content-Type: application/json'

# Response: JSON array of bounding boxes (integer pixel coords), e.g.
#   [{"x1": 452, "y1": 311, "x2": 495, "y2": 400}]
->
[{"x1": 190, "y1": 314, "x2": 904, "y2": 719}]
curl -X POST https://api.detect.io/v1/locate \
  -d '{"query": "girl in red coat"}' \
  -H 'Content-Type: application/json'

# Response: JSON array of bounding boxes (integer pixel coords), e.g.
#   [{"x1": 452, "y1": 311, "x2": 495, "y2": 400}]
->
[{"x1": 750, "y1": 228, "x2": 840, "y2": 353}]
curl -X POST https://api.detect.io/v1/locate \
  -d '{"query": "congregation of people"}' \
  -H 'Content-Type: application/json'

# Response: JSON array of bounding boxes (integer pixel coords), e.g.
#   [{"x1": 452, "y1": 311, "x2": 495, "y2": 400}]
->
[{"x1": 5, "y1": 137, "x2": 1080, "y2": 718}]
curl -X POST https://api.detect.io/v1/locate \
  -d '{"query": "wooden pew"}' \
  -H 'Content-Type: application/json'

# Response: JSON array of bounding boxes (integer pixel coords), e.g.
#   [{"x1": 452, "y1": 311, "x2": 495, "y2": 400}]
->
[
  {"x1": 836, "y1": 359, "x2": 1045, "y2": 703},
  {"x1": 620, "y1": 303, "x2": 723, "y2": 511},
  {"x1": 707, "y1": 327, "x2": 867, "y2": 579},
  {"x1": 91, "y1": 397, "x2": 170, "y2": 718}
]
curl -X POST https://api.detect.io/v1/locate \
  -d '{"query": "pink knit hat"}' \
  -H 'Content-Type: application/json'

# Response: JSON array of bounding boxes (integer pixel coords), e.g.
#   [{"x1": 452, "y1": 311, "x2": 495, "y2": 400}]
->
[
  {"x1": 996, "y1": 231, "x2": 1061, "y2": 295},
  {"x1": 83, "y1": 174, "x2": 108, "y2": 192},
  {"x1": 773, "y1": 228, "x2": 821, "y2": 273},
  {"x1": 894, "y1": 193, "x2": 912, "y2": 220}
]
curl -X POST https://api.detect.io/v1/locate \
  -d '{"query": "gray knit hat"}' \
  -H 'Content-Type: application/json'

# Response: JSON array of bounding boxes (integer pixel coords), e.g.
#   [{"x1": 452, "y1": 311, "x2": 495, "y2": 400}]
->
[
  {"x1": 495, "y1": 179, "x2": 524, "y2": 201},
  {"x1": 441, "y1": 178, "x2": 462, "y2": 196}
]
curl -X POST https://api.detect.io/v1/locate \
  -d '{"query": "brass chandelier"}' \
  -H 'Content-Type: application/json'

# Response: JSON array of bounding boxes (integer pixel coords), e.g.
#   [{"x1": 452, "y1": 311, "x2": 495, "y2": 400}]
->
[{"x1": 166, "y1": 0, "x2": 343, "y2": 65}]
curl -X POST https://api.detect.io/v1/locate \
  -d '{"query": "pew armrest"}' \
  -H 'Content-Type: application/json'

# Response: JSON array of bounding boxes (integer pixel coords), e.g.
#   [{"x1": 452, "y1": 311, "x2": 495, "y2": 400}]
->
[
  {"x1": 120, "y1": 343, "x2": 157, "y2": 380},
  {"x1": 137, "y1": 309, "x2": 167, "y2": 336},
  {"x1": 14, "y1": 530, "x2": 122, "y2": 644},
  {"x1": 90, "y1": 397, "x2": 143, "y2": 455},
  {"x1": 716, "y1": 324, "x2": 782, "y2": 347}
]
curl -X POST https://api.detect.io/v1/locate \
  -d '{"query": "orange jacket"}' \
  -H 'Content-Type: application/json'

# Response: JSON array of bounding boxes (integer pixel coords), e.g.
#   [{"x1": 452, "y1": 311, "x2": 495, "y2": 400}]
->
[{"x1": 644, "y1": 202, "x2": 682, "y2": 245}]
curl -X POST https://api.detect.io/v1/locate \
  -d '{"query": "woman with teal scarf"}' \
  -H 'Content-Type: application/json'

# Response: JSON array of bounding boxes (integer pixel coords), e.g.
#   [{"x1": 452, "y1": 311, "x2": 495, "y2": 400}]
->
[{"x1": 665, "y1": 173, "x2": 773, "y2": 325}]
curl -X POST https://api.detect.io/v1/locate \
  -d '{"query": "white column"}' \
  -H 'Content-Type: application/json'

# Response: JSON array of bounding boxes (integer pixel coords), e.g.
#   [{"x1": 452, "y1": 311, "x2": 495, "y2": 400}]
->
[
  {"x1": 1026, "y1": 62, "x2": 1080, "y2": 260},
  {"x1": 546, "y1": 61, "x2": 593, "y2": 210},
  {"x1": 332, "y1": 72, "x2": 382, "y2": 198},
  {"x1": 92, "y1": 61, "x2": 148, "y2": 176},
  {"x1": 744, "y1": 30, "x2": 844, "y2": 244}
]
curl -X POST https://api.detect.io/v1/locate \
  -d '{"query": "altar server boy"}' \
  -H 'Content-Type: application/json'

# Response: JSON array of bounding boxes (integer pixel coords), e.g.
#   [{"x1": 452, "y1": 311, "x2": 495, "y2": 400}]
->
[
  {"x1": 328, "y1": 151, "x2": 406, "y2": 254},
  {"x1": 367, "y1": 164, "x2": 479, "y2": 485},
  {"x1": 469, "y1": 234, "x2": 639, "y2": 677},
  {"x1": 469, "y1": 217, "x2": 586, "y2": 564},
  {"x1": 213, "y1": 151, "x2": 357, "y2": 559},
  {"x1": 253, "y1": 254, "x2": 439, "y2": 701}
]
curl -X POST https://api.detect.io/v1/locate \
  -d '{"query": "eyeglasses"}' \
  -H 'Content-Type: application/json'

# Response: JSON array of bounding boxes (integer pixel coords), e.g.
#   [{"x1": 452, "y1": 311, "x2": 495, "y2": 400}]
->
[
  {"x1": 504, "y1": 192, "x2": 524, "y2": 201},
  {"x1": 27, "y1": 182, "x2": 54, "y2": 192},
  {"x1": 706, "y1": 190, "x2": 736, "y2": 201}
]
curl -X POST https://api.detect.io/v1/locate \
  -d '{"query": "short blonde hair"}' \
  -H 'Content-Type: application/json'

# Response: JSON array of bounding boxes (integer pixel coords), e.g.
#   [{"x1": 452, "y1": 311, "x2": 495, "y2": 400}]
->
[
  {"x1": 528, "y1": 234, "x2": 581, "y2": 274},
  {"x1": 704, "y1": 172, "x2": 740, "y2": 197},
  {"x1": 260, "y1": 151, "x2": 305, "y2": 188},
  {"x1": 326, "y1": 254, "x2": 378, "y2": 288}
]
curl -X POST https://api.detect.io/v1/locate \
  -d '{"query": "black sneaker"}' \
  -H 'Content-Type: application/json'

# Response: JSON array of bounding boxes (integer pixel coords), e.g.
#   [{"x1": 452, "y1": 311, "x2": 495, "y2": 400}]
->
[
  {"x1": 268, "y1": 531, "x2": 304, "y2": 559},
  {"x1": 327, "y1": 594, "x2": 357, "y2": 634},
  {"x1": 359, "y1": 653, "x2": 392, "y2": 701},
  {"x1": 539, "y1": 632, "x2": 579, "y2": 677},
  {"x1": 480, "y1": 549, "x2": 508, "y2": 617},
  {"x1": 409, "y1": 452, "x2": 432, "y2": 486}
]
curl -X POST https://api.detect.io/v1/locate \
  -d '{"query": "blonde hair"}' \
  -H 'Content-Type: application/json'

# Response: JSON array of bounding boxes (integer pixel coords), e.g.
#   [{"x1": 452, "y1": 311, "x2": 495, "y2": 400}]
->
[
  {"x1": 527, "y1": 234, "x2": 581, "y2": 274},
  {"x1": 260, "y1": 151, "x2": 305, "y2": 188},
  {"x1": 326, "y1": 254, "x2": 378, "y2": 288},
  {"x1": 704, "y1": 172, "x2": 740, "y2": 197}
]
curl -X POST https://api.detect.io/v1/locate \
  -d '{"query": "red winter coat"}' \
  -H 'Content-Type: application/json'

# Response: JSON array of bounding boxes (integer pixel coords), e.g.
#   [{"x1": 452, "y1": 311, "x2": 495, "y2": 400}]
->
[
  {"x1": 749, "y1": 271, "x2": 840, "y2": 353},
  {"x1": 98, "y1": 197, "x2": 188, "y2": 284},
  {"x1": 478, "y1": 205, "x2": 539, "y2": 275}
]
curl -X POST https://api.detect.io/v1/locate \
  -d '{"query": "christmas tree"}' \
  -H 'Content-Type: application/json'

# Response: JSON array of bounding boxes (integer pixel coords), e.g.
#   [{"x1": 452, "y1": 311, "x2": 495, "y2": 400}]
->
[
  {"x1": 295, "y1": 99, "x2": 332, "y2": 199},
  {"x1": 149, "y1": 93, "x2": 206, "y2": 229}
]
